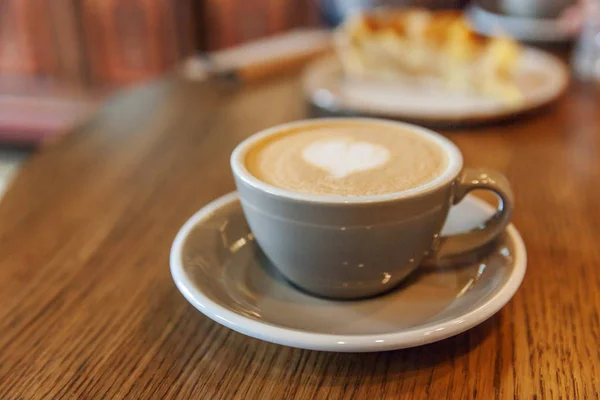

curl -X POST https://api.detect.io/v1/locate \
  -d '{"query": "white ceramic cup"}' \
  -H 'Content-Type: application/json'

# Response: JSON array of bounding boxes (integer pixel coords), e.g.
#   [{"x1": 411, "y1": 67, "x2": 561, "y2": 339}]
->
[{"x1": 500, "y1": 0, "x2": 574, "y2": 18}]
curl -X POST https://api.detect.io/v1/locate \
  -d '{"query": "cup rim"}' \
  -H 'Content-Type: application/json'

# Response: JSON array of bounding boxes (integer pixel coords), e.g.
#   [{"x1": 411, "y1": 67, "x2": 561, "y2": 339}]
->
[{"x1": 231, "y1": 117, "x2": 463, "y2": 205}]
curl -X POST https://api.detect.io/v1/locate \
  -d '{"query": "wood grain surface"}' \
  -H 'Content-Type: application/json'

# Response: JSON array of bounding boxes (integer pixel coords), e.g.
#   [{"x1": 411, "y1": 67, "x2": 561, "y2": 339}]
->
[{"x1": 0, "y1": 71, "x2": 599, "y2": 399}]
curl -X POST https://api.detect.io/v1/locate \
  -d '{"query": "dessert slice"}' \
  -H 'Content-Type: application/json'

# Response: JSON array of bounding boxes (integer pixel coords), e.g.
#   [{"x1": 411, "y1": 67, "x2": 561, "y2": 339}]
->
[{"x1": 335, "y1": 9, "x2": 522, "y2": 105}]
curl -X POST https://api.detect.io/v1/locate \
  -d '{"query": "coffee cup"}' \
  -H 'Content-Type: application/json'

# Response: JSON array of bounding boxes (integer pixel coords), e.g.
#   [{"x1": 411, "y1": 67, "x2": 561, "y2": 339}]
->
[
  {"x1": 500, "y1": 0, "x2": 574, "y2": 18},
  {"x1": 231, "y1": 118, "x2": 513, "y2": 299}
]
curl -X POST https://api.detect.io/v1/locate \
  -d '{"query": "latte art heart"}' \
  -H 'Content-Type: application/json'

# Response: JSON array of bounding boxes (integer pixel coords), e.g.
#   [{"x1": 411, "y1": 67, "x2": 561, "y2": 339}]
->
[{"x1": 302, "y1": 139, "x2": 391, "y2": 178}]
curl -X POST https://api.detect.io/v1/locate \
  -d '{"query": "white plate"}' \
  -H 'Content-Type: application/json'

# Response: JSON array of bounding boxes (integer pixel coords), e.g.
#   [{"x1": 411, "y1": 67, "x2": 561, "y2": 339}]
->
[
  {"x1": 303, "y1": 48, "x2": 568, "y2": 125},
  {"x1": 170, "y1": 192, "x2": 527, "y2": 352}
]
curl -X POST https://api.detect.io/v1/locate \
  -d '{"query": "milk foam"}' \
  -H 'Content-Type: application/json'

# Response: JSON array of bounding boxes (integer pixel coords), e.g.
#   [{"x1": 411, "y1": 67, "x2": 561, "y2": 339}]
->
[
  {"x1": 244, "y1": 122, "x2": 447, "y2": 196},
  {"x1": 302, "y1": 138, "x2": 390, "y2": 178}
]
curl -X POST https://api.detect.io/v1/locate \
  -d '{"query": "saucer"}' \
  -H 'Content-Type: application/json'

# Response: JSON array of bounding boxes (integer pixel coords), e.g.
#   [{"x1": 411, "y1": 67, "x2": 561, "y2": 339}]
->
[
  {"x1": 302, "y1": 48, "x2": 567, "y2": 126},
  {"x1": 170, "y1": 192, "x2": 526, "y2": 352}
]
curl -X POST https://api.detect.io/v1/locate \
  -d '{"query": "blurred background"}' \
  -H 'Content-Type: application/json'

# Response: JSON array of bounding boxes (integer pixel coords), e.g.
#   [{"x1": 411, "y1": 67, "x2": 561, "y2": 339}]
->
[
  {"x1": 0, "y1": 0, "x2": 475, "y2": 145},
  {"x1": 0, "y1": 0, "x2": 592, "y2": 196},
  {"x1": 0, "y1": 1, "x2": 314, "y2": 149}
]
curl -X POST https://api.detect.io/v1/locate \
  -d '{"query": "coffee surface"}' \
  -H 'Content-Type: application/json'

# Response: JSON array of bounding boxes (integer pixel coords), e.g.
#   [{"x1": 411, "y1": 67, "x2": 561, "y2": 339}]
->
[{"x1": 245, "y1": 122, "x2": 447, "y2": 196}]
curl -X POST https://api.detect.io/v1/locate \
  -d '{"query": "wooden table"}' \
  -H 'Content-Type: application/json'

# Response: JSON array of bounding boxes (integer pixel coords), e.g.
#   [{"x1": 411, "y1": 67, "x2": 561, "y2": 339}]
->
[{"x1": 1, "y1": 72, "x2": 599, "y2": 399}]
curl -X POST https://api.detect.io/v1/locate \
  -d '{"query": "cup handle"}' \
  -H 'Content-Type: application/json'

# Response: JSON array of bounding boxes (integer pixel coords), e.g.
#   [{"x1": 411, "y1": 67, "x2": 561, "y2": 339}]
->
[{"x1": 429, "y1": 168, "x2": 514, "y2": 261}]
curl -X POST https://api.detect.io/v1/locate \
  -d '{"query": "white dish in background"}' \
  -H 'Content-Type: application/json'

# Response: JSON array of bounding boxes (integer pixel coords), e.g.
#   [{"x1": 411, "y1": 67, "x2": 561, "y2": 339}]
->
[
  {"x1": 0, "y1": 149, "x2": 27, "y2": 200},
  {"x1": 467, "y1": 4, "x2": 575, "y2": 43},
  {"x1": 303, "y1": 48, "x2": 568, "y2": 125},
  {"x1": 170, "y1": 192, "x2": 527, "y2": 352}
]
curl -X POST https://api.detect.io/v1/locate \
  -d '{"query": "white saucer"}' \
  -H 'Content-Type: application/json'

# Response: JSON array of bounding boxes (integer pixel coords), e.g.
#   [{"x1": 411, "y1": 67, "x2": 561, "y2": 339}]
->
[
  {"x1": 303, "y1": 48, "x2": 567, "y2": 126},
  {"x1": 170, "y1": 192, "x2": 526, "y2": 352}
]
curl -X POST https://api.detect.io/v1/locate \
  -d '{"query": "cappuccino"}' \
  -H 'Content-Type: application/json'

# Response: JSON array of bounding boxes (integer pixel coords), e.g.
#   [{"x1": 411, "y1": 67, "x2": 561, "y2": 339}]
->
[{"x1": 245, "y1": 121, "x2": 447, "y2": 196}]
